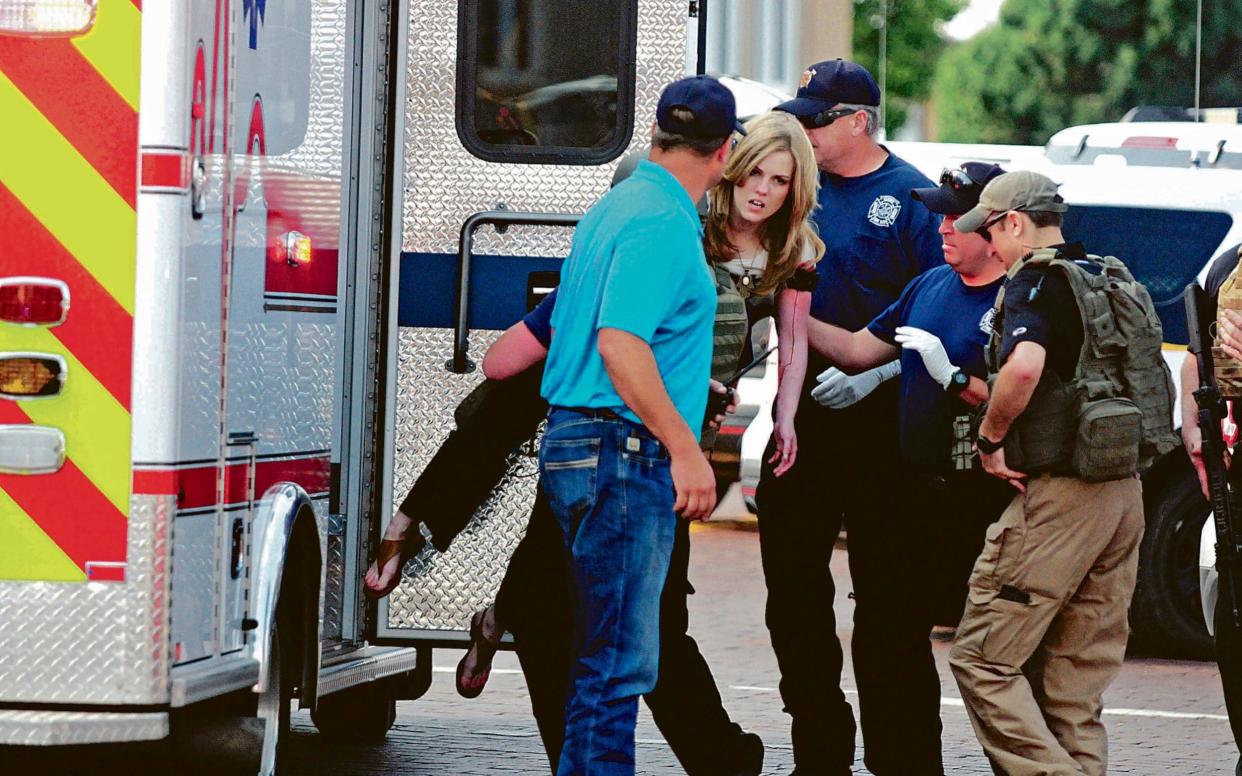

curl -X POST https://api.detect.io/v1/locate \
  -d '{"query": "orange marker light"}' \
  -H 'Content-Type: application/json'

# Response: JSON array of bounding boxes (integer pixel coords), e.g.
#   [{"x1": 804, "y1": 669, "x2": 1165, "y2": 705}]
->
[
  {"x1": 0, "y1": 354, "x2": 66, "y2": 398},
  {"x1": 284, "y1": 231, "x2": 312, "y2": 267},
  {"x1": 0, "y1": 0, "x2": 98, "y2": 37}
]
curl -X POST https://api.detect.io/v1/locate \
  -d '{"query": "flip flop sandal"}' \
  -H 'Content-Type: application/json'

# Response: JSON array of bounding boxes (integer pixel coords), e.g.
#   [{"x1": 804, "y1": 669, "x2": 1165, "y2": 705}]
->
[
  {"x1": 364, "y1": 535, "x2": 422, "y2": 599},
  {"x1": 456, "y1": 608, "x2": 500, "y2": 699}
]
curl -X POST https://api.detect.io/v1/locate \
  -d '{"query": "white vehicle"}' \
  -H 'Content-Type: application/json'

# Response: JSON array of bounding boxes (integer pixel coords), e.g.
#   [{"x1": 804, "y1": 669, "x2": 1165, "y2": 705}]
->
[{"x1": 0, "y1": 0, "x2": 693, "y2": 772}]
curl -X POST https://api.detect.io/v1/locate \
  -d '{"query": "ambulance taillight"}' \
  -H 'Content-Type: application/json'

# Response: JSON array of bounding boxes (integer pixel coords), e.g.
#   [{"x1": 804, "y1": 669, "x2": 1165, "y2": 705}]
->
[
  {"x1": 0, "y1": 278, "x2": 70, "y2": 326},
  {"x1": 0, "y1": 353, "x2": 66, "y2": 398},
  {"x1": 0, "y1": 0, "x2": 97, "y2": 36},
  {"x1": 0, "y1": 425, "x2": 65, "y2": 474}
]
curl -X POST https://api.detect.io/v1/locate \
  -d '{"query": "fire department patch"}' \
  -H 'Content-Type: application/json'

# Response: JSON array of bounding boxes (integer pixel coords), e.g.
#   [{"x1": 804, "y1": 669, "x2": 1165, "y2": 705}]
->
[
  {"x1": 800, "y1": 68, "x2": 815, "y2": 89},
  {"x1": 867, "y1": 195, "x2": 901, "y2": 227}
]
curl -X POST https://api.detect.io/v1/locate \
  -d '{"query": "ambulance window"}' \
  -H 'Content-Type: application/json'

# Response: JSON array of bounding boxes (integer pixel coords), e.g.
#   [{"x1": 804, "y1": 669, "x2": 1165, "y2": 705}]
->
[
  {"x1": 1062, "y1": 205, "x2": 1233, "y2": 344},
  {"x1": 457, "y1": 0, "x2": 637, "y2": 164}
]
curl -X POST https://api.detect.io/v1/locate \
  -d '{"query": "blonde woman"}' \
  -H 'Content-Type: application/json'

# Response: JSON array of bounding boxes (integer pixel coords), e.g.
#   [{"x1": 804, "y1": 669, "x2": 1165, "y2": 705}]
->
[{"x1": 704, "y1": 111, "x2": 824, "y2": 475}]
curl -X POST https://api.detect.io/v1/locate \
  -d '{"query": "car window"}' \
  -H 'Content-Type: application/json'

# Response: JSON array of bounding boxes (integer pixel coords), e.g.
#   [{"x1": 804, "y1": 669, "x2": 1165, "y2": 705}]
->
[
  {"x1": 456, "y1": 0, "x2": 637, "y2": 164},
  {"x1": 1062, "y1": 205, "x2": 1234, "y2": 344}
]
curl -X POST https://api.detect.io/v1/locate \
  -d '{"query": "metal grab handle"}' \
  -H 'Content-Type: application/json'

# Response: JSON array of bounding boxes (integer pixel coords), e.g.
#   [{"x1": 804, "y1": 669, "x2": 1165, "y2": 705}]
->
[{"x1": 450, "y1": 210, "x2": 581, "y2": 373}]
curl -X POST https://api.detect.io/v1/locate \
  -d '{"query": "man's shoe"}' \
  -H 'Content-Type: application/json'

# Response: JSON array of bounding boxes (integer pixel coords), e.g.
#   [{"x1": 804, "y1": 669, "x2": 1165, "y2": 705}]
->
[{"x1": 730, "y1": 731, "x2": 764, "y2": 776}]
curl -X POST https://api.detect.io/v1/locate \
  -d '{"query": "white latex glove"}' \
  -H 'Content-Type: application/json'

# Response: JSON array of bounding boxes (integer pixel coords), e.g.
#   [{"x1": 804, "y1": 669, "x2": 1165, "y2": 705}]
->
[
  {"x1": 894, "y1": 326, "x2": 957, "y2": 388},
  {"x1": 811, "y1": 360, "x2": 901, "y2": 408}
]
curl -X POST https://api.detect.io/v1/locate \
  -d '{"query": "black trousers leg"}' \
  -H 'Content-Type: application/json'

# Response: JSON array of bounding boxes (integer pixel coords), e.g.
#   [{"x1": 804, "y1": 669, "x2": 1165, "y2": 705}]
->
[
  {"x1": 848, "y1": 475, "x2": 943, "y2": 776},
  {"x1": 645, "y1": 520, "x2": 747, "y2": 775},
  {"x1": 498, "y1": 490, "x2": 571, "y2": 772},
  {"x1": 755, "y1": 402, "x2": 854, "y2": 774},
  {"x1": 1216, "y1": 591, "x2": 1242, "y2": 775}
]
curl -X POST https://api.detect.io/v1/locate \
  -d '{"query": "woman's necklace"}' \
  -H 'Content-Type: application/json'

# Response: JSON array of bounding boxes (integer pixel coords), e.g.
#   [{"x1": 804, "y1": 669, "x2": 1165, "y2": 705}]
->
[{"x1": 737, "y1": 247, "x2": 761, "y2": 291}]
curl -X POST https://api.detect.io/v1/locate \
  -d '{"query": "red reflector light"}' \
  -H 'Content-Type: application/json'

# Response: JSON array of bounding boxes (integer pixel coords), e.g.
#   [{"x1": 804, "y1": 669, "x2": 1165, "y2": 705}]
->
[
  {"x1": 0, "y1": 277, "x2": 69, "y2": 326},
  {"x1": 0, "y1": 353, "x2": 66, "y2": 398},
  {"x1": 1121, "y1": 136, "x2": 1178, "y2": 150}
]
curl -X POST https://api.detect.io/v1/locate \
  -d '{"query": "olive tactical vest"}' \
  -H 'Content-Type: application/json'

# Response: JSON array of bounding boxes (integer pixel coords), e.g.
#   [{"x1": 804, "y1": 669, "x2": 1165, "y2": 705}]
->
[{"x1": 985, "y1": 248, "x2": 1177, "y2": 481}]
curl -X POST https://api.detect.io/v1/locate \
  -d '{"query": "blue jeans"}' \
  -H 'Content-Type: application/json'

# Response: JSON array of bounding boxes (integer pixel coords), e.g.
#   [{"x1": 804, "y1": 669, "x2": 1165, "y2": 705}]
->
[{"x1": 539, "y1": 408, "x2": 677, "y2": 776}]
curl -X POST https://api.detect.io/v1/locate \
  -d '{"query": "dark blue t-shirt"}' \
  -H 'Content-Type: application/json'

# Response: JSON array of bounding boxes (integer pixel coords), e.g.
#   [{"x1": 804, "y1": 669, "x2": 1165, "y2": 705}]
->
[
  {"x1": 522, "y1": 288, "x2": 557, "y2": 349},
  {"x1": 868, "y1": 265, "x2": 1002, "y2": 471},
  {"x1": 809, "y1": 152, "x2": 944, "y2": 333}
]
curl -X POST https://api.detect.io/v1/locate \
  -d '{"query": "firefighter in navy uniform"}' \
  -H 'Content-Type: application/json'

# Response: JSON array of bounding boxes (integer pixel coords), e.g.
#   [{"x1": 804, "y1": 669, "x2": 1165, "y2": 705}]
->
[
  {"x1": 1180, "y1": 242, "x2": 1242, "y2": 776},
  {"x1": 763, "y1": 59, "x2": 943, "y2": 775},
  {"x1": 949, "y1": 171, "x2": 1176, "y2": 776},
  {"x1": 806, "y1": 162, "x2": 1016, "y2": 774}
]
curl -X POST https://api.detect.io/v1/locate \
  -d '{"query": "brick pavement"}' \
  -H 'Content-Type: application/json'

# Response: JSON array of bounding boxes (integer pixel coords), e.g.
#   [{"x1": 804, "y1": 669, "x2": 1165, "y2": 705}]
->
[
  {"x1": 283, "y1": 521, "x2": 1237, "y2": 775},
  {"x1": 8, "y1": 522, "x2": 1236, "y2": 774}
]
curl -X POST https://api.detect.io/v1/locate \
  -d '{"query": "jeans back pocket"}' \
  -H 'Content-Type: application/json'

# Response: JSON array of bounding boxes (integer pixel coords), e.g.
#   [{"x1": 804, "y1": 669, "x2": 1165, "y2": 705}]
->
[{"x1": 540, "y1": 437, "x2": 601, "y2": 524}]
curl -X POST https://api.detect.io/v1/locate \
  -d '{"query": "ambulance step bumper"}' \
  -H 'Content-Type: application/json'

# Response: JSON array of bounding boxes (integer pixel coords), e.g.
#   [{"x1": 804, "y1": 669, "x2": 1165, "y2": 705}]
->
[
  {"x1": 318, "y1": 646, "x2": 422, "y2": 698},
  {"x1": 0, "y1": 710, "x2": 168, "y2": 746}
]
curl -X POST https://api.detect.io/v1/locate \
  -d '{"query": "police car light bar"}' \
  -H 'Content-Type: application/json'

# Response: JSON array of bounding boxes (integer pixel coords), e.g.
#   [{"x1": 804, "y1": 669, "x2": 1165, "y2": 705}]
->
[
  {"x1": 0, "y1": 0, "x2": 97, "y2": 37},
  {"x1": 0, "y1": 424, "x2": 65, "y2": 475},
  {"x1": 0, "y1": 277, "x2": 70, "y2": 327}
]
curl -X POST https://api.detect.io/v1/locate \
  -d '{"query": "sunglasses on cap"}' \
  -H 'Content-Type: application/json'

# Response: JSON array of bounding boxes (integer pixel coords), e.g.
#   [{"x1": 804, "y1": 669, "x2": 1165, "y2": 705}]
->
[
  {"x1": 796, "y1": 107, "x2": 858, "y2": 130},
  {"x1": 939, "y1": 168, "x2": 981, "y2": 193},
  {"x1": 975, "y1": 211, "x2": 1010, "y2": 242}
]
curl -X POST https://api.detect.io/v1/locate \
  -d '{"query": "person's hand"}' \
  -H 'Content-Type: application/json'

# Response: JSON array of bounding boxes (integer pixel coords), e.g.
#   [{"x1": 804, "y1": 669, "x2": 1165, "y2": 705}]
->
[
  {"x1": 977, "y1": 444, "x2": 1027, "y2": 492},
  {"x1": 705, "y1": 380, "x2": 737, "y2": 431},
  {"x1": 768, "y1": 415, "x2": 798, "y2": 476},
  {"x1": 894, "y1": 326, "x2": 956, "y2": 388},
  {"x1": 671, "y1": 448, "x2": 717, "y2": 520},
  {"x1": 1183, "y1": 420, "x2": 1211, "y2": 499},
  {"x1": 811, "y1": 361, "x2": 901, "y2": 408},
  {"x1": 1222, "y1": 309, "x2": 1242, "y2": 361}
]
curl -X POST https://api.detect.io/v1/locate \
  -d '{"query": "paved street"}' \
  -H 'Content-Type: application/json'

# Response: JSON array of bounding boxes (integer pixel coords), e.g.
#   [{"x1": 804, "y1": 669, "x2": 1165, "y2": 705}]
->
[
  {"x1": 282, "y1": 520, "x2": 1236, "y2": 775},
  {"x1": 11, "y1": 520, "x2": 1237, "y2": 774}
]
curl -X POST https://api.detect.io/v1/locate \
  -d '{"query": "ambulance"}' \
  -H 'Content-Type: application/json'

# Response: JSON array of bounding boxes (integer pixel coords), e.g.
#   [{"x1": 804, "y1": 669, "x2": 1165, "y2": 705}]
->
[{"x1": 0, "y1": 0, "x2": 694, "y2": 772}]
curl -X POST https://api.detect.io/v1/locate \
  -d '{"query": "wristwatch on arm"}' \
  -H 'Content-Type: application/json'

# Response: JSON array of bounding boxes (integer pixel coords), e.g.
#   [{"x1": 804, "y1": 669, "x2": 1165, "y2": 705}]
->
[
  {"x1": 946, "y1": 369, "x2": 970, "y2": 396},
  {"x1": 975, "y1": 432, "x2": 1005, "y2": 455}
]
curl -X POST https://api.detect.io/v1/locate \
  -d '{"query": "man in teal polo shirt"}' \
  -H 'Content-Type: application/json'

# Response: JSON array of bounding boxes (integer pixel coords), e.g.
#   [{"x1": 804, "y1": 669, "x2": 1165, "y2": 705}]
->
[{"x1": 539, "y1": 75, "x2": 740, "y2": 776}]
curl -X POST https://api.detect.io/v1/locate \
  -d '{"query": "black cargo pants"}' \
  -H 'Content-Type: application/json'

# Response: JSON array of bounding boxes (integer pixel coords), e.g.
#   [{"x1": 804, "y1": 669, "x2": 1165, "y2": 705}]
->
[{"x1": 754, "y1": 378, "x2": 946, "y2": 775}]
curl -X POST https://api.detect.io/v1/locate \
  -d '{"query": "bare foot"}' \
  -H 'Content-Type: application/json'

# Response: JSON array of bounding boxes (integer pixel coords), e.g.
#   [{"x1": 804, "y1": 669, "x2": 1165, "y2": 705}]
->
[
  {"x1": 364, "y1": 510, "x2": 417, "y2": 597},
  {"x1": 457, "y1": 604, "x2": 502, "y2": 696}
]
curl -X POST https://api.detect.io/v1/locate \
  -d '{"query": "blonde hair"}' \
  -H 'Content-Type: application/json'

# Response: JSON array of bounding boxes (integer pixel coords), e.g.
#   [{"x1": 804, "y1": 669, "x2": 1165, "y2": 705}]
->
[{"x1": 704, "y1": 111, "x2": 824, "y2": 295}]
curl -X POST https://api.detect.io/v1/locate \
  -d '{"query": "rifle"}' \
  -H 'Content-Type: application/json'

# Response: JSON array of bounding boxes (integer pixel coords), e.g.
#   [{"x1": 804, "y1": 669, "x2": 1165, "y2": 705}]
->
[{"x1": 1185, "y1": 283, "x2": 1242, "y2": 629}]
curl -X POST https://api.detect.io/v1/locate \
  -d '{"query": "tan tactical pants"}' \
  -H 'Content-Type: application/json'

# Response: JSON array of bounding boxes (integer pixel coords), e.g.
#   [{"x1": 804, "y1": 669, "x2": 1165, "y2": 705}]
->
[{"x1": 948, "y1": 474, "x2": 1144, "y2": 776}]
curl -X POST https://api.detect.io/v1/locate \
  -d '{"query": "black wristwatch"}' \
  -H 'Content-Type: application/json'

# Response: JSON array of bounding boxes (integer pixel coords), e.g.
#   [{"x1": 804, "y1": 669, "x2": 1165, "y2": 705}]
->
[
  {"x1": 946, "y1": 369, "x2": 970, "y2": 396},
  {"x1": 976, "y1": 433, "x2": 1005, "y2": 454}
]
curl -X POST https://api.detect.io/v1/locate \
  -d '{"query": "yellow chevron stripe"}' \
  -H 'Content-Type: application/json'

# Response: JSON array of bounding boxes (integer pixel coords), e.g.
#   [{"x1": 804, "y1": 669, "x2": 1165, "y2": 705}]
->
[
  {"x1": 0, "y1": 487, "x2": 85, "y2": 582},
  {"x1": 7, "y1": 328, "x2": 131, "y2": 516},
  {"x1": 0, "y1": 71, "x2": 136, "y2": 315},
  {"x1": 72, "y1": 0, "x2": 142, "y2": 112}
]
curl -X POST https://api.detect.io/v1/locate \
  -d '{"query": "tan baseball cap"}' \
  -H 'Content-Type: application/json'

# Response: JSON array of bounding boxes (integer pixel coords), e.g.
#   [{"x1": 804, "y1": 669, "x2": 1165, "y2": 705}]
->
[{"x1": 954, "y1": 171, "x2": 1068, "y2": 234}]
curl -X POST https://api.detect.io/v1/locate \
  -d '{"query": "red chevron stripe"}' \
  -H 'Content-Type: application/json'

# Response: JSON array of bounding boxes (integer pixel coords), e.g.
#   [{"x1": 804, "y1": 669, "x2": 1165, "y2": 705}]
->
[
  {"x1": 0, "y1": 37, "x2": 139, "y2": 208},
  {"x1": 0, "y1": 184, "x2": 132, "y2": 410},
  {"x1": 0, "y1": 403, "x2": 127, "y2": 572}
]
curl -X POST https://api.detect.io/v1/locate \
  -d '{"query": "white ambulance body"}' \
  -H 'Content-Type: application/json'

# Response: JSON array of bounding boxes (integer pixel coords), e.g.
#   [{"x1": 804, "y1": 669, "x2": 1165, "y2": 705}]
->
[{"x1": 0, "y1": 0, "x2": 691, "y2": 772}]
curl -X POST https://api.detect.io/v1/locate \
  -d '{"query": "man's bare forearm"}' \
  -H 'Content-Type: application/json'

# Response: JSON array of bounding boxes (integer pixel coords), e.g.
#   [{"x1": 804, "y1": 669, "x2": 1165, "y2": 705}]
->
[
  {"x1": 807, "y1": 318, "x2": 898, "y2": 373},
  {"x1": 598, "y1": 328, "x2": 700, "y2": 457},
  {"x1": 979, "y1": 341, "x2": 1045, "y2": 440}
]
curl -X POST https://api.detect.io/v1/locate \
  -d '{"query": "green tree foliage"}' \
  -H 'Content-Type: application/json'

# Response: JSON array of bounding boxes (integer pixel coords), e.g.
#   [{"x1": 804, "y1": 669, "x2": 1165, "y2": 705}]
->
[
  {"x1": 933, "y1": 0, "x2": 1242, "y2": 143},
  {"x1": 853, "y1": 0, "x2": 966, "y2": 133}
]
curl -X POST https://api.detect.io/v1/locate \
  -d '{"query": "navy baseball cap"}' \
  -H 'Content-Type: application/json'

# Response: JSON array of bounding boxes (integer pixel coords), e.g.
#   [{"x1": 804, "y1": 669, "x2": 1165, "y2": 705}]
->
[
  {"x1": 656, "y1": 75, "x2": 745, "y2": 139},
  {"x1": 911, "y1": 162, "x2": 1007, "y2": 216},
  {"x1": 776, "y1": 59, "x2": 881, "y2": 117}
]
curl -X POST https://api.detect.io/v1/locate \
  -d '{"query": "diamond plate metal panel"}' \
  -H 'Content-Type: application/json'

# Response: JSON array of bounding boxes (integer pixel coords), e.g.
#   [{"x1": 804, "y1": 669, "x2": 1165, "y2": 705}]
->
[
  {"x1": 0, "y1": 711, "x2": 168, "y2": 746},
  {"x1": 170, "y1": 513, "x2": 218, "y2": 664},
  {"x1": 0, "y1": 495, "x2": 172, "y2": 704},
  {"x1": 321, "y1": 513, "x2": 346, "y2": 644},
  {"x1": 401, "y1": 0, "x2": 688, "y2": 257},
  {"x1": 226, "y1": 322, "x2": 337, "y2": 451},
  {"x1": 386, "y1": 328, "x2": 540, "y2": 631},
  {"x1": 282, "y1": 0, "x2": 346, "y2": 177}
]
